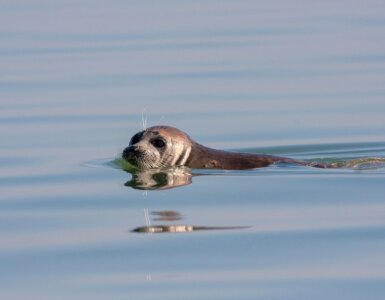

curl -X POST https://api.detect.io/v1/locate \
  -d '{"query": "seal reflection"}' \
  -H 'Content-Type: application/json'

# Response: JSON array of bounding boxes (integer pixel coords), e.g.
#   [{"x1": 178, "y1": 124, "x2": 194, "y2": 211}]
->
[
  {"x1": 131, "y1": 210, "x2": 250, "y2": 234},
  {"x1": 124, "y1": 167, "x2": 193, "y2": 190},
  {"x1": 120, "y1": 162, "x2": 250, "y2": 234}
]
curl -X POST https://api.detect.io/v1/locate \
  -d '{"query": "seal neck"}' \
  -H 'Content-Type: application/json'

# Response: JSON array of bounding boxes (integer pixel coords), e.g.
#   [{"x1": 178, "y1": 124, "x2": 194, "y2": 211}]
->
[{"x1": 185, "y1": 142, "x2": 278, "y2": 170}]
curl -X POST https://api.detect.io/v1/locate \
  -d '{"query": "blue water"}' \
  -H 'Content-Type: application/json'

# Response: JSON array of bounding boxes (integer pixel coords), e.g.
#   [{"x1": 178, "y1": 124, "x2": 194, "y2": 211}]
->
[{"x1": 1, "y1": 0, "x2": 385, "y2": 299}]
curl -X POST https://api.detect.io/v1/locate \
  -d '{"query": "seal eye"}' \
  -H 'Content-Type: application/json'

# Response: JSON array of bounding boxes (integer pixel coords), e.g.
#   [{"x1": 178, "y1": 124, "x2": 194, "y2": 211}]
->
[{"x1": 151, "y1": 138, "x2": 165, "y2": 148}]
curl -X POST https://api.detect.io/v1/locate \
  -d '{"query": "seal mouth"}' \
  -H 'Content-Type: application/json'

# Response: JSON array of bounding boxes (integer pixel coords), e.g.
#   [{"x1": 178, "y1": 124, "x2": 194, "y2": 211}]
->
[{"x1": 122, "y1": 146, "x2": 158, "y2": 169}]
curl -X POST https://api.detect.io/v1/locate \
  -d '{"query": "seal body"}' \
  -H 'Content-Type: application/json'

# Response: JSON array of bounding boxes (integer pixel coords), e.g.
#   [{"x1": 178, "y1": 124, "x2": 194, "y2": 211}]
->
[{"x1": 122, "y1": 125, "x2": 330, "y2": 170}]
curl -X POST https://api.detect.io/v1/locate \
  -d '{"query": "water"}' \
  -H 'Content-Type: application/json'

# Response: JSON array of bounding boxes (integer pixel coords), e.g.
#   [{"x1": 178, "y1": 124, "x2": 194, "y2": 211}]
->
[{"x1": 1, "y1": 0, "x2": 385, "y2": 299}]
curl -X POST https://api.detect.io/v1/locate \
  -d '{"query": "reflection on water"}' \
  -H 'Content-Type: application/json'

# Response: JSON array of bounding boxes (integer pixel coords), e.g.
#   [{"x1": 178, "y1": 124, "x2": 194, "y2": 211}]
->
[
  {"x1": 132, "y1": 224, "x2": 249, "y2": 234},
  {"x1": 113, "y1": 157, "x2": 194, "y2": 189},
  {"x1": 124, "y1": 167, "x2": 193, "y2": 190},
  {"x1": 131, "y1": 210, "x2": 249, "y2": 234},
  {"x1": 151, "y1": 210, "x2": 183, "y2": 221}
]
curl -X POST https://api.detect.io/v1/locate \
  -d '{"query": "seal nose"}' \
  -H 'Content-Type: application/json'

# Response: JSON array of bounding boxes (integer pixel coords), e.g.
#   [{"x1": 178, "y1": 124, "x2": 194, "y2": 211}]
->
[{"x1": 122, "y1": 146, "x2": 138, "y2": 160}]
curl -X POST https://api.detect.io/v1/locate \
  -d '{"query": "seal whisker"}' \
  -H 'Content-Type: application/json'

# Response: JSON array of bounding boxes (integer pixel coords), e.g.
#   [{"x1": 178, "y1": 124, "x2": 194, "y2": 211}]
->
[{"x1": 141, "y1": 109, "x2": 148, "y2": 130}]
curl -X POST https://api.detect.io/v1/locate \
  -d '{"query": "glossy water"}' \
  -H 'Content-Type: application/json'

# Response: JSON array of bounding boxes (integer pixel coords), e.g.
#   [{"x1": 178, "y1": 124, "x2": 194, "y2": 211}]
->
[{"x1": 1, "y1": 0, "x2": 385, "y2": 299}]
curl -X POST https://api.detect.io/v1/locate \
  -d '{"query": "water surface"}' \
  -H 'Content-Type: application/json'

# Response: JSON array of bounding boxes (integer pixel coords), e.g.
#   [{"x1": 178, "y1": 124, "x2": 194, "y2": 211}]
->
[{"x1": 1, "y1": 0, "x2": 385, "y2": 299}]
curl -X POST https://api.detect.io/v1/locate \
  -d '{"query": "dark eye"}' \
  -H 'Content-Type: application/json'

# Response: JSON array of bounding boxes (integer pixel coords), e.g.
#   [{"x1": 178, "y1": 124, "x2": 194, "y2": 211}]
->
[
  {"x1": 129, "y1": 132, "x2": 142, "y2": 145},
  {"x1": 150, "y1": 138, "x2": 165, "y2": 148}
]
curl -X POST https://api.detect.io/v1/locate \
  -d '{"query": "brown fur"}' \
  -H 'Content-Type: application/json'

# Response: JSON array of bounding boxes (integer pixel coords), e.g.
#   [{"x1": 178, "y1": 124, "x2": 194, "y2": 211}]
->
[
  {"x1": 123, "y1": 126, "x2": 332, "y2": 170},
  {"x1": 185, "y1": 142, "x2": 318, "y2": 169}
]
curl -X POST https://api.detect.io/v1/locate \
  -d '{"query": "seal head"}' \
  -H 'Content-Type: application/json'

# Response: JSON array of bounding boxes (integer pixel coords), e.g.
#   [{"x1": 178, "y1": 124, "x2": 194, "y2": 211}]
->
[{"x1": 122, "y1": 126, "x2": 192, "y2": 169}]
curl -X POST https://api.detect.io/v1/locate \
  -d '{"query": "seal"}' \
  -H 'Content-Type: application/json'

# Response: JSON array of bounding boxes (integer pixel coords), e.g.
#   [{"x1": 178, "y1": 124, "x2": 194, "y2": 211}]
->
[{"x1": 122, "y1": 125, "x2": 331, "y2": 170}]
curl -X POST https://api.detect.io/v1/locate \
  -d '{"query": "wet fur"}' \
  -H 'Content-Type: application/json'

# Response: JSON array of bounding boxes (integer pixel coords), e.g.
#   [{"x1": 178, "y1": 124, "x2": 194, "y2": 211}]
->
[
  {"x1": 185, "y1": 142, "x2": 330, "y2": 169},
  {"x1": 122, "y1": 125, "x2": 332, "y2": 170}
]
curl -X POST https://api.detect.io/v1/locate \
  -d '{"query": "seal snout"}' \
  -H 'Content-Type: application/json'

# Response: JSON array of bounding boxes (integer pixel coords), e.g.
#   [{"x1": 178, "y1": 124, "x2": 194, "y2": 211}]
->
[{"x1": 122, "y1": 145, "x2": 140, "y2": 161}]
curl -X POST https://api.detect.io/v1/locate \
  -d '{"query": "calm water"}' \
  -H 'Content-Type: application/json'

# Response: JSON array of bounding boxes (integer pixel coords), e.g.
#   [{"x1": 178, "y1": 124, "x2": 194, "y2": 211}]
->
[{"x1": 1, "y1": 0, "x2": 385, "y2": 299}]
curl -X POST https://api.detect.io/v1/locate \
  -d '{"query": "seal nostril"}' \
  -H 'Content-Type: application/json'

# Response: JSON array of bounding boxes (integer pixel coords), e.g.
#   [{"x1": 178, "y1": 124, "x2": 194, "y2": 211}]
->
[{"x1": 122, "y1": 146, "x2": 134, "y2": 159}]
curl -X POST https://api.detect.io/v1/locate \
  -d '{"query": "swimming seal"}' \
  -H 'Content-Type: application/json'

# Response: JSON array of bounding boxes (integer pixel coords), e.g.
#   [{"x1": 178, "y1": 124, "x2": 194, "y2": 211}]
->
[{"x1": 122, "y1": 125, "x2": 331, "y2": 170}]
